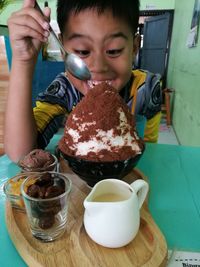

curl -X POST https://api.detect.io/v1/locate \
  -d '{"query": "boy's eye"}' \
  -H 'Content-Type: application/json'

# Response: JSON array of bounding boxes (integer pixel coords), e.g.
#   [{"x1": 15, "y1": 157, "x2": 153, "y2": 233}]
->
[
  {"x1": 74, "y1": 50, "x2": 90, "y2": 57},
  {"x1": 106, "y1": 48, "x2": 124, "y2": 57}
]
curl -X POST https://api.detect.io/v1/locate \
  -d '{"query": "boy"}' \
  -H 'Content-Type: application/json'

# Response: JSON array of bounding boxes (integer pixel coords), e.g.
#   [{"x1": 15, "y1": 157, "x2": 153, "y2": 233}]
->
[{"x1": 5, "y1": 0, "x2": 162, "y2": 162}]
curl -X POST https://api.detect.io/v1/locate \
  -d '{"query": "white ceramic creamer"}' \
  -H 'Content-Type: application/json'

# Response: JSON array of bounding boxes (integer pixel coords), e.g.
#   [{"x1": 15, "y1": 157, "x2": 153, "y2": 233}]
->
[{"x1": 83, "y1": 179, "x2": 149, "y2": 248}]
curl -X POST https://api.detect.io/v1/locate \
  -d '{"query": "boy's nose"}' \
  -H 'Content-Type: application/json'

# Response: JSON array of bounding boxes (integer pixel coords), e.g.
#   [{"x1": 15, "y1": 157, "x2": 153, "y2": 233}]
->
[{"x1": 88, "y1": 52, "x2": 109, "y2": 73}]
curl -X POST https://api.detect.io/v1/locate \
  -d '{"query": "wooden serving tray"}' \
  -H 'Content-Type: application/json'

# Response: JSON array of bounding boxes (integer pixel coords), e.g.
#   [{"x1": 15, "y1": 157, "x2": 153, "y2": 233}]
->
[{"x1": 5, "y1": 164, "x2": 168, "y2": 267}]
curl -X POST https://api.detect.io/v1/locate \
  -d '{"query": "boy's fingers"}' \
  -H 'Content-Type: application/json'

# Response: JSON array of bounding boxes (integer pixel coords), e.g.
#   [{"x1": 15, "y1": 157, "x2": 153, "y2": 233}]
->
[
  {"x1": 23, "y1": 0, "x2": 35, "y2": 8},
  {"x1": 43, "y1": 7, "x2": 51, "y2": 21},
  {"x1": 14, "y1": 8, "x2": 49, "y2": 30},
  {"x1": 11, "y1": 14, "x2": 49, "y2": 37}
]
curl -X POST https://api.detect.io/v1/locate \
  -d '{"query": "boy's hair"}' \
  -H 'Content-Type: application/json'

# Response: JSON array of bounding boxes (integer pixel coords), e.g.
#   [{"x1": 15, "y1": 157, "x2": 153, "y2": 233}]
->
[{"x1": 57, "y1": 0, "x2": 140, "y2": 35}]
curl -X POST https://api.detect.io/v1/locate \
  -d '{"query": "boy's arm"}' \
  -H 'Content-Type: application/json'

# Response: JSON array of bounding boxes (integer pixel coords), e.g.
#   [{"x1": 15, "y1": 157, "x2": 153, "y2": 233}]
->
[
  {"x1": 131, "y1": 69, "x2": 162, "y2": 143},
  {"x1": 4, "y1": 61, "x2": 38, "y2": 162},
  {"x1": 4, "y1": 0, "x2": 50, "y2": 162},
  {"x1": 144, "y1": 112, "x2": 162, "y2": 143}
]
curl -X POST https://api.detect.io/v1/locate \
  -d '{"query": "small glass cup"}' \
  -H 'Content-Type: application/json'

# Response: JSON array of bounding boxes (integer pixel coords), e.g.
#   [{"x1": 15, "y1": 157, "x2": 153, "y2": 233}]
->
[
  {"x1": 3, "y1": 172, "x2": 37, "y2": 211},
  {"x1": 21, "y1": 172, "x2": 72, "y2": 242}
]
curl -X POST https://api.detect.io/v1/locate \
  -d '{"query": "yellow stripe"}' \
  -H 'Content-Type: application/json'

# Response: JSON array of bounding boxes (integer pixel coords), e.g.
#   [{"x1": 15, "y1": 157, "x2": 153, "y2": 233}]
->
[
  {"x1": 131, "y1": 70, "x2": 146, "y2": 96},
  {"x1": 131, "y1": 70, "x2": 147, "y2": 114},
  {"x1": 33, "y1": 101, "x2": 67, "y2": 132},
  {"x1": 144, "y1": 112, "x2": 162, "y2": 143}
]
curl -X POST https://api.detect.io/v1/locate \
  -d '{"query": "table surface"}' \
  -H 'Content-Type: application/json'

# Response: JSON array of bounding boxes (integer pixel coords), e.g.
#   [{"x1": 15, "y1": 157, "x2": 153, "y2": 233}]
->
[{"x1": 1, "y1": 135, "x2": 200, "y2": 266}]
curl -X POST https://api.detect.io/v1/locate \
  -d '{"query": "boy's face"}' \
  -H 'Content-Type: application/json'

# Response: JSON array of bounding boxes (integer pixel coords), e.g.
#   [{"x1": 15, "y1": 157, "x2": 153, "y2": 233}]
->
[{"x1": 61, "y1": 8, "x2": 138, "y2": 95}]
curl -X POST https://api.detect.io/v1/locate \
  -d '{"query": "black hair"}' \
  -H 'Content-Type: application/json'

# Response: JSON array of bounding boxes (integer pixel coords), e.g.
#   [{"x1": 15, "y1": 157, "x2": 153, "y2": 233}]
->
[{"x1": 57, "y1": 0, "x2": 140, "y2": 35}]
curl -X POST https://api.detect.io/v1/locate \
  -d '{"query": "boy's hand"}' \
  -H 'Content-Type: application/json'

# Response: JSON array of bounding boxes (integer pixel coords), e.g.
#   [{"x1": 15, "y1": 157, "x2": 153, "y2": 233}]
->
[{"x1": 7, "y1": 0, "x2": 50, "y2": 63}]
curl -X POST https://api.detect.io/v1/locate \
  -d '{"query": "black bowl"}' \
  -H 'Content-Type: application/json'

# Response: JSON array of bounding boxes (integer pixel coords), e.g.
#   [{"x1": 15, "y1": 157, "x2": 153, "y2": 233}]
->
[{"x1": 59, "y1": 147, "x2": 145, "y2": 187}]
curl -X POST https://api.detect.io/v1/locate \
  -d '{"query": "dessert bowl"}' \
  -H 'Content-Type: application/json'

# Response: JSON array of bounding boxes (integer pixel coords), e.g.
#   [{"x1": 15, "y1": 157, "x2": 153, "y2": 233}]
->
[
  {"x1": 18, "y1": 150, "x2": 58, "y2": 172},
  {"x1": 59, "y1": 146, "x2": 145, "y2": 187},
  {"x1": 58, "y1": 83, "x2": 145, "y2": 186}
]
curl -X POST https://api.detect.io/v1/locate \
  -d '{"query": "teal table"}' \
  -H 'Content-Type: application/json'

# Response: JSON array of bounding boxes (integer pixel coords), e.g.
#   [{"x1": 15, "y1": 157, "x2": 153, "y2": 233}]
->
[{"x1": 1, "y1": 140, "x2": 200, "y2": 266}]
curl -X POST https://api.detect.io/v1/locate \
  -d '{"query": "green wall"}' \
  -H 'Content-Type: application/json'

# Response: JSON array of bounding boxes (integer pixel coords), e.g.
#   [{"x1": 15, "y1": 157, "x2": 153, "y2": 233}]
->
[
  {"x1": 167, "y1": 0, "x2": 200, "y2": 146},
  {"x1": 140, "y1": 0, "x2": 200, "y2": 147},
  {"x1": 0, "y1": 0, "x2": 57, "y2": 27},
  {"x1": 140, "y1": 0, "x2": 175, "y2": 10}
]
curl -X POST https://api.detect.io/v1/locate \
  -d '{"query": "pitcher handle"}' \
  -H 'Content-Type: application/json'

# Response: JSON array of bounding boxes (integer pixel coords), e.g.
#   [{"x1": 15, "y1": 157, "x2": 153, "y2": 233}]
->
[{"x1": 130, "y1": 179, "x2": 149, "y2": 209}]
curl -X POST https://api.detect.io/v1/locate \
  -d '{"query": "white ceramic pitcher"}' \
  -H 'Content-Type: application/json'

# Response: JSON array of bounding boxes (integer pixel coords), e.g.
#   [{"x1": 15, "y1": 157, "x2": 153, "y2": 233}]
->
[{"x1": 83, "y1": 178, "x2": 149, "y2": 248}]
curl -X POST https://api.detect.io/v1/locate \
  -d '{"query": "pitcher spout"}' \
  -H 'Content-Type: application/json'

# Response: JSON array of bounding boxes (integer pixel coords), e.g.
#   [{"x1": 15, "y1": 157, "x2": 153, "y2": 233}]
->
[{"x1": 83, "y1": 199, "x2": 103, "y2": 216}]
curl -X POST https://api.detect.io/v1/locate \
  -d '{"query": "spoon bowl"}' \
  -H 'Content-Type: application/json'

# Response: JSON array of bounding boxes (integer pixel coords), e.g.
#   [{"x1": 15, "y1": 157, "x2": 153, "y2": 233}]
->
[
  {"x1": 35, "y1": 1, "x2": 91, "y2": 80},
  {"x1": 65, "y1": 53, "x2": 91, "y2": 80}
]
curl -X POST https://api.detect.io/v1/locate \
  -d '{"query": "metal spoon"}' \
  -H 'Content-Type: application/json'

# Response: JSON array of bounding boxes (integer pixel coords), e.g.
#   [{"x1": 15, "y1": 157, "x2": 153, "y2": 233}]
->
[{"x1": 34, "y1": 1, "x2": 91, "y2": 80}]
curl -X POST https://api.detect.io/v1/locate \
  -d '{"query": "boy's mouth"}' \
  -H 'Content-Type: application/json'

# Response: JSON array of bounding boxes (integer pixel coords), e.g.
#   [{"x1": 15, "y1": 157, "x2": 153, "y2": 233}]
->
[{"x1": 87, "y1": 80, "x2": 112, "y2": 89}]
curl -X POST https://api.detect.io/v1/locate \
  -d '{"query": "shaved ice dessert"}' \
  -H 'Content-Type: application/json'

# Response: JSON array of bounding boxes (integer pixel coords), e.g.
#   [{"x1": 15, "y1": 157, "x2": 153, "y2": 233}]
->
[{"x1": 59, "y1": 83, "x2": 144, "y2": 162}]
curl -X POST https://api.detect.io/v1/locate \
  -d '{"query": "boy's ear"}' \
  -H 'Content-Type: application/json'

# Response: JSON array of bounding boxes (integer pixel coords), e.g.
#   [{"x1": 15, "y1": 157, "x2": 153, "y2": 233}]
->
[
  {"x1": 58, "y1": 33, "x2": 65, "y2": 60},
  {"x1": 132, "y1": 33, "x2": 141, "y2": 55}
]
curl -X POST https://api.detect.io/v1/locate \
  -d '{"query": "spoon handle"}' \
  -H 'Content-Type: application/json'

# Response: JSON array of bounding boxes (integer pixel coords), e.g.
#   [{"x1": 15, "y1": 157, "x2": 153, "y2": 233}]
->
[{"x1": 34, "y1": 1, "x2": 66, "y2": 55}]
